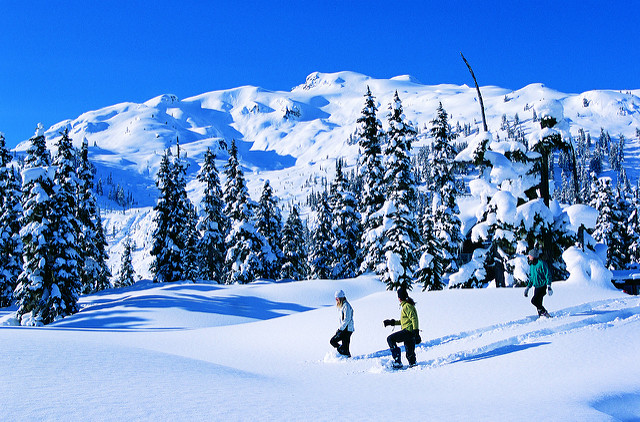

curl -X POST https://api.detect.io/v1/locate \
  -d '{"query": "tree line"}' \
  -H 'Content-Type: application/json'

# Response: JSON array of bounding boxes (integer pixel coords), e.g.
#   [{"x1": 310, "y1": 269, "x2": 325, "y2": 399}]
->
[
  {"x1": 149, "y1": 88, "x2": 463, "y2": 292},
  {"x1": 152, "y1": 87, "x2": 640, "y2": 293}
]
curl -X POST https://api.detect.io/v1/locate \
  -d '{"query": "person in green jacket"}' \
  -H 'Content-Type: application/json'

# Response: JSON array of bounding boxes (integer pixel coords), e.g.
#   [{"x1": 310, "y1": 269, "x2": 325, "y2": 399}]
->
[
  {"x1": 524, "y1": 248, "x2": 553, "y2": 317},
  {"x1": 383, "y1": 287, "x2": 421, "y2": 368}
]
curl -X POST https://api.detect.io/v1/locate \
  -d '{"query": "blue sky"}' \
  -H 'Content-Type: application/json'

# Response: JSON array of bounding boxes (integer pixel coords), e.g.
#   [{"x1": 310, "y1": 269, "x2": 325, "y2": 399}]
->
[{"x1": 1, "y1": 1, "x2": 638, "y2": 147}]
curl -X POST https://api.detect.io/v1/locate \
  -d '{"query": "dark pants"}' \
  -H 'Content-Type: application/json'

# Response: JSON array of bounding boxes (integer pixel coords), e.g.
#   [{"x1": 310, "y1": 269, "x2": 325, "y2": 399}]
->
[
  {"x1": 387, "y1": 329, "x2": 416, "y2": 365},
  {"x1": 330, "y1": 330, "x2": 352, "y2": 356},
  {"x1": 531, "y1": 286, "x2": 548, "y2": 315}
]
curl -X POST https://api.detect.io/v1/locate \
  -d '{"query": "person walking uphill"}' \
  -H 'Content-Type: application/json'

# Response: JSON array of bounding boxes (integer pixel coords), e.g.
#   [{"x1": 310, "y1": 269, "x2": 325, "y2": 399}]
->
[
  {"x1": 383, "y1": 288, "x2": 421, "y2": 369},
  {"x1": 330, "y1": 290, "x2": 354, "y2": 357},
  {"x1": 524, "y1": 249, "x2": 553, "y2": 318}
]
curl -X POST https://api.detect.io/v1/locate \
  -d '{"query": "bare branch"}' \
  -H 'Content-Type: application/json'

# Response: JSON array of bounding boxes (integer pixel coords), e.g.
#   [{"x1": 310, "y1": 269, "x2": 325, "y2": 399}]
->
[{"x1": 460, "y1": 52, "x2": 488, "y2": 132}]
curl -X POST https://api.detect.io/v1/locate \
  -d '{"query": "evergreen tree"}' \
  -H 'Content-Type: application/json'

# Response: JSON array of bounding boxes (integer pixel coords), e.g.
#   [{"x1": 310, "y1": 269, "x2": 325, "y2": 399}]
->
[
  {"x1": 378, "y1": 92, "x2": 420, "y2": 290},
  {"x1": 15, "y1": 125, "x2": 56, "y2": 325},
  {"x1": 223, "y1": 139, "x2": 265, "y2": 284},
  {"x1": 150, "y1": 140, "x2": 196, "y2": 283},
  {"x1": 0, "y1": 133, "x2": 23, "y2": 307},
  {"x1": 329, "y1": 159, "x2": 361, "y2": 279},
  {"x1": 618, "y1": 167, "x2": 631, "y2": 194},
  {"x1": 49, "y1": 128, "x2": 82, "y2": 317},
  {"x1": 356, "y1": 87, "x2": 385, "y2": 273},
  {"x1": 115, "y1": 236, "x2": 135, "y2": 288},
  {"x1": 628, "y1": 194, "x2": 640, "y2": 266},
  {"x1": 15, "y1": 127, "x2": 83, "y2": 325},
  {"x1": 172, "y1": 140, "x2": 197, "y2": 282},
  {"x1": 414, "y1": 209, "x2": 444, "y2": 291},
  {"x1": 429, "y1": 102, "x2": 463, "y2": 272},
  {"x1": 280, "y1": 205, "x2": 308, "y2": 280},
  {"x1": 591, "y1": 177, "x2": 627, "y2": 269},
  {"x1": 182, "y1": 203, "x2": 200, "y2": 282},
  {"x1": 256, "y1": 180, "x2": 283, "y2": 279},
  {"x1": 223, "y1": 139, "x2": 241, "y2": 217},
  {"x1": 150, "y1": 151, "x2": 178, "y2": 282},
  {"x1": 309, "y1": 191, "x2": 335, "y2": 279},
  {"x1": 196, "y1": 148, "x2": 227, "y2": 282},
  {"x1": 77, "y1": 138, "x2": 110, "y2": 293}
]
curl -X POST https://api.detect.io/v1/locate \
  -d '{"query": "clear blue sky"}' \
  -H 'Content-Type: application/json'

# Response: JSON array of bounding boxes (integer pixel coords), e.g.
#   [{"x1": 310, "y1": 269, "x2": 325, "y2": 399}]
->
[{"x1": 1, "y1": 1, "x2": 638, "y2": 147}]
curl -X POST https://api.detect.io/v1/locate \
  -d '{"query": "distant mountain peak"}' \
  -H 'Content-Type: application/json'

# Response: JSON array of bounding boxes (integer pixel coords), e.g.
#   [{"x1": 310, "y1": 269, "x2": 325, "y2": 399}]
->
[
  {"x1": 294, "y1": 71, "x2": 371, "y2": 91},
  {"x1": 390, "y1": 75, "x2": 422, "y2": 84}
]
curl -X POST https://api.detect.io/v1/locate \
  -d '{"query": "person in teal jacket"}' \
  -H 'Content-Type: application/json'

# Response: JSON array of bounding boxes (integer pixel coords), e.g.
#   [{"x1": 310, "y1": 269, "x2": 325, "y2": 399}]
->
[
  {"x1": 383, "y1": 287, "x2": 421, "y2": 368},
  {"x1": 524, "y1": 249, "x2": 553, "y2": 317}
]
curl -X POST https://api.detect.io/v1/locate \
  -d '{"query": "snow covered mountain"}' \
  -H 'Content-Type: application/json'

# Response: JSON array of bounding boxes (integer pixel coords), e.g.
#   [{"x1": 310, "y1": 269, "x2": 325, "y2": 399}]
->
[{"x1": 13, "y1": 71, "x2": 640, "y2": 278}]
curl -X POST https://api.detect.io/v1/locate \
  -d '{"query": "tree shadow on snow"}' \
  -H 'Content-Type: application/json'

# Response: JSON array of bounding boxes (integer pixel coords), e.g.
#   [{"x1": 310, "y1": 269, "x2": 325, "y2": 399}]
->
[
  {"x1": 571, "y1": 309, "x2": 619, "y2": 317},
  {"x1": 54, "y1": 294, "x2": 313, "y2": 330},
  {"x1": 451, "y1": 341, "x2": 551, "y2": 363}
]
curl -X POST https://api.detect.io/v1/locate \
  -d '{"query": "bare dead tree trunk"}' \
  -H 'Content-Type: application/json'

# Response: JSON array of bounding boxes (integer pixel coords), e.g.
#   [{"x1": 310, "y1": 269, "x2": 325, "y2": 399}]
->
[
  {"x1": 460, "y1": 52, "x2": 488, "y2": 133},
  {"x1": 569, "y1": 142, "x2": 580, "y2": 203}
]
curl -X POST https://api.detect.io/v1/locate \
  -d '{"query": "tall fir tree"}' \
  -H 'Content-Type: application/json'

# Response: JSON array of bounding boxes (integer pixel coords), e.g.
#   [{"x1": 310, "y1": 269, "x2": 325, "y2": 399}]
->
[
  {"x1": 255, "y1": 180, "x2": 283, "y2": 279},
  {"x1": 150, "y1": 150, "x2": 178, "y2": 282},
  {"x1": 49, "y1": 128, "x2": 82, "y2": 317},
  {"x1": 196, "y1": 148, "x2": 227, "y2": 282},
  {"x1": 223, "y1": 139, "x2": 241, "y2": 217},
  {"x1": 429, "y1": 102, "x2": 463, "y2": 272},
  {"x1": 590, "y1": 177, "x2": 627, "y2": 269},
  {"x1": 309, "y1": 191, "x2": 335, "y2": 279},
  {"x1": 356, "y1": 86, "x2": 385, "y2": 273},
  {"x1": 329, "y1": 159, "x2": 361, "y2": 279},
  {"x1": 14, "y1": 125, "x2": 57, "y2": 325},
  {"x1": 172, "y1": 140, "x2": 198, "y2": 282},
  {"x1": 150, "y1": 140, "x2": 196, "y2": 283},
  {"x1": 378, "y1": 92, "x2": 420, "y2": 290},
  {"x1": 414, "y1": 207, "x2": 444, "y2": 290},
  {"x1": 77, "y1": 138, "x2": 111, "y2": 293},
  {"x1": 280, "y1": 205, "x2": 308, "y2": 280},
  {"x1": 223, "y1": 139, "x2": 265, "y2": 284},
  {"x1": 115, "y1": 236, "x2": 135, "y2": 288},
  {"x1": 183, "y1": 203, "x2": 200, "y2": 282},
  {"x1": 628, "y1": 193, "x2": 640, "y2": 266},
  {"x1": 0, "y1": 133, "x2": 23, "y2": 307}
]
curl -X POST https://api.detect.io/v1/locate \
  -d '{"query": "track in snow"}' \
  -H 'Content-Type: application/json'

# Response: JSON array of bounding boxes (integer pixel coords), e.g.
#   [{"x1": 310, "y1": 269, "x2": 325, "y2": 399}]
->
[{"x1": 345, "y1": 297, "x2": 640, "y2": 373}]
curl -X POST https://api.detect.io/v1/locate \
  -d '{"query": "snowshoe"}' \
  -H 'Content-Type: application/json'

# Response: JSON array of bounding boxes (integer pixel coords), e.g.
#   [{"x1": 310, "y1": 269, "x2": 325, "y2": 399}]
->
[
  {"x1": 391, "y1": 361, "x2": 404, "y2": 370},
  {"x1": 337, "y1": 346, "x2": 351, "y2": 357}
]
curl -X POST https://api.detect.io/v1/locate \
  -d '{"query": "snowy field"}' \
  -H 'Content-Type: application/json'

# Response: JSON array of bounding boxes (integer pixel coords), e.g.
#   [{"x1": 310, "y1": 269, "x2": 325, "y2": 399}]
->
[{"x1": 2, "y1": 275, "x2": 639, "y2": 421}]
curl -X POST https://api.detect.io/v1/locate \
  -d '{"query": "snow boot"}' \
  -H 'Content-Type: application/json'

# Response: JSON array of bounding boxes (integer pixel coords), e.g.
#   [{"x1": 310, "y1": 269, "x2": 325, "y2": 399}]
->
[
  {"x1": 337, "y1": 346, "x2": 351, "y2": 357},
  {"x1": 537, "y1": 308, "x2": 551, "y2": 318},
  {"x1": 390, "y1": 346, "x2": 402, "y2": 368}
]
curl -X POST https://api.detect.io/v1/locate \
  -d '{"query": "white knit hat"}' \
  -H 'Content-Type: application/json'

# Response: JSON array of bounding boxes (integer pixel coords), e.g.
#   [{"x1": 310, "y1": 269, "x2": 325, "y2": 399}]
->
[{"x1": 335, "y1": 290, "x2": 345, "y2": 299}]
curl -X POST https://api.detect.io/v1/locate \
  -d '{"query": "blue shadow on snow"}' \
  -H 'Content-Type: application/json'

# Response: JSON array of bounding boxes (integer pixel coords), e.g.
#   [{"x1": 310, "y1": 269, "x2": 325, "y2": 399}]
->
[
  {"x1": 52, "y1": 294, "x2": 313, "y2": 330},
  {"x1": 451, "y1": 341, "x2": 551, "y2": 363}
]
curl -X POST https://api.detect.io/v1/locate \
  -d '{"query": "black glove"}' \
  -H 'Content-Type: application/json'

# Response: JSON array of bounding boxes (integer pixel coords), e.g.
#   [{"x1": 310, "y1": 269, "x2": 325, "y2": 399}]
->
[
  {"x1": 414, "y1": 330, "x2": 422, "y2": 344},
  {"x1": 383, "y1": 319, "x2": 395, "y2": 327},
  {"x1": 524, "y1": 286, "x2": 530, "y2": 297}
]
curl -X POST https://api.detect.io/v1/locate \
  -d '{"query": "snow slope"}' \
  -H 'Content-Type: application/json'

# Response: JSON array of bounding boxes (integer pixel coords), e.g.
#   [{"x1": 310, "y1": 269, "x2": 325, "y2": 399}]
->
[{"x1": 1, "y1": 275, "x2": 639, "y2": 421}]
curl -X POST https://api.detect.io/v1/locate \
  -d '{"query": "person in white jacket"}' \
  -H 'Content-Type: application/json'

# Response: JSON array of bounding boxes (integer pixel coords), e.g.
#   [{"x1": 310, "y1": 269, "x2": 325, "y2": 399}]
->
[{"x1": 330, "y1": 290, "x2": 354, "y2": 357}]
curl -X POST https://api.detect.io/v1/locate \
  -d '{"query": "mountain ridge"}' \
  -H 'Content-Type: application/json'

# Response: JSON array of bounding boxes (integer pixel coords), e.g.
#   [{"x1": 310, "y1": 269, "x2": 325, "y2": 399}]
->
[{"x1": 11, "y1": 71, "x2": 640, "y2": 280}]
